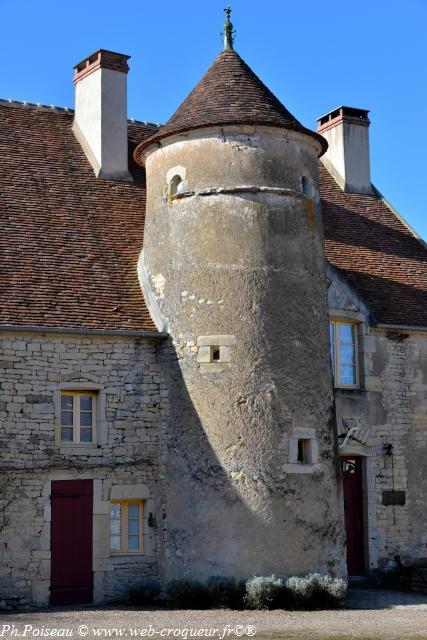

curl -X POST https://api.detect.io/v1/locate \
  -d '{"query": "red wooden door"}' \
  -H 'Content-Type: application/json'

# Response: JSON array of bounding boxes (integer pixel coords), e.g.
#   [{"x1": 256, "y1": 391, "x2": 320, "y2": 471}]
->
[
  {"x1": 342, "y1": 458, "x2": 365, "y2": 575},
  {"x1": 51, "y1": 479, "x2": 93, "y2": 605}
]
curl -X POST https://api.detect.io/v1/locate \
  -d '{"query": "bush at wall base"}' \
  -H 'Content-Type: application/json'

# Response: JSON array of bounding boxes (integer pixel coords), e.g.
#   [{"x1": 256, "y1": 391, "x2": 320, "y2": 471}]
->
[{"x1": 130, "y1": 574, "x2": 347, "y2": 610}]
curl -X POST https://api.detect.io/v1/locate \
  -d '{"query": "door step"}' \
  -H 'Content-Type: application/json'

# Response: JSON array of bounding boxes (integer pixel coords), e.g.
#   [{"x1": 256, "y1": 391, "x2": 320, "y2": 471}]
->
[{"x1": 348, "y1": 575, "x2": 377, "y2": 589}]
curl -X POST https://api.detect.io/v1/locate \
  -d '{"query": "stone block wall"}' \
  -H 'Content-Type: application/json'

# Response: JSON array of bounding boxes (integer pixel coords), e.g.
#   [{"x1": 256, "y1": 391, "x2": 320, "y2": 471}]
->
[
  {"x1": 345, "y1": 330, "x2": 427, "y2": 571},
  {"x1": 328, "y1": 265, "x2": 427, "y2": 574},
  {"x1": 0, "y1": 331, "x2": 169, "y2": 608},
  {"x1": 404, "y1": 566, "x2": 427, "y2": 594}
]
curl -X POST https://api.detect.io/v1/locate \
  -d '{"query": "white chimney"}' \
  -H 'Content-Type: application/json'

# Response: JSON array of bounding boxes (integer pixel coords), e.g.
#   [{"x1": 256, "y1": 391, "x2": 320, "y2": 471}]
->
[
  {"x1": 72, "y1": 49, "x2": 132, "y2": 181},
  {"x1": 317, "y1": 106, "x2": 372, "y2": 194}
]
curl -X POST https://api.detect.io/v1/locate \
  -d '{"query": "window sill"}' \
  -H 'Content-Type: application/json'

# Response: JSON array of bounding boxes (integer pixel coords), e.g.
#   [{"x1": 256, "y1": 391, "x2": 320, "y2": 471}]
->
[
  {"x1": 59, "y1": 442, "x2": 97, "y2": 447},
  {"x1": 283, "y1": 463, "x2": 321, "y2": 474},
  {"x1": 197, "y1": 363, "x2": 231, "y2": 372},
  {"x1": 110, "y1": 552, "x2": 145, "y2": 557},
  {"x1": 59, "y1": 445, "x2": 101, "y2": 456},
  {"x1": 334, "y1": 387, "x2": 364, "y2": 396}
]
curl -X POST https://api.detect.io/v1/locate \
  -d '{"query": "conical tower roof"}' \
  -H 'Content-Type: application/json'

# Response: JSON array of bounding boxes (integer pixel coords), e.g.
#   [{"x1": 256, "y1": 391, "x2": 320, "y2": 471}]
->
[{"x1": 134, "y1": 39, "x2": 326, "y2": 163}]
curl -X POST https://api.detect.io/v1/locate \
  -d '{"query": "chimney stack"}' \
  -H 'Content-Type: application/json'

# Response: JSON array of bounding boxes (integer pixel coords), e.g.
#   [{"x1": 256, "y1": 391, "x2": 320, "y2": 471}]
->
[
  {"x1": 317, "y1": 106, "x2": 372, "y2": 194},
  {"x1": 73, "y1": 49, "x2": 132, "y2": 181}
]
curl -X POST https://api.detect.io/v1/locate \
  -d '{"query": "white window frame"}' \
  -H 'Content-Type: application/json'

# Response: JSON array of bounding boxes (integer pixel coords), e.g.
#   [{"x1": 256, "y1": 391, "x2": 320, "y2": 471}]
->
[
  {"x1": 110, "y1": 500, "x2": 144, "y2": 555},
  {"x1": 330, "y1": 319, "x2": 360, "y2": 389},
  {"x1": 54, "y1": 381, "x2": 107, "y2": 448},
  {"x1": 60, "y1": 391, "x2": 96, "y2": 445}
]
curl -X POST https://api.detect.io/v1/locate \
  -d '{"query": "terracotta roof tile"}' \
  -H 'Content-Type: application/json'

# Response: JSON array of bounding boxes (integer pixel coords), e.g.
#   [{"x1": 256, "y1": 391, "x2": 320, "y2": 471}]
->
[
  {"x1": 134, "y1": 50, "x2": 326, "y2": 161},
  {"x1": 320, "y1": 163, "x2": 427, "y2": 326},
  {"x1": 0, "y1": 102, "x2": 158, "y2": 332},
  {"x1": 1, "y1": 102, "x2": 425, "y2": 331}
]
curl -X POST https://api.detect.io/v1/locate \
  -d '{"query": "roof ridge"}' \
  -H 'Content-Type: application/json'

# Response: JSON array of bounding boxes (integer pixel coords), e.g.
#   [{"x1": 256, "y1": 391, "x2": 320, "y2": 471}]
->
[
  {"x1": 371, "y1": 184, "x2": 427, "y2": 249},
  {"x1": 0, "y1": 98, "x2": 161, "y2": 128},
  {"x1": 129, "y1": 118, "x2": 162, "y2": 128},
  {"x1": 0, "y1": 98, "x2": 74, "y2": 113}
]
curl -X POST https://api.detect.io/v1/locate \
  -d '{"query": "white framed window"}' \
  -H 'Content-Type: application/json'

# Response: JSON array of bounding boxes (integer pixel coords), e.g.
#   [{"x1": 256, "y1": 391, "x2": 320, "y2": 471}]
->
[
  {"x1": 330, "y1": 320, "x2": 359, "y2": 388},
  {"x1": 60, "y1": 391, "x2": 96, "y2": 444},
  {"x1": 110, "y1": 500, "x2": 144, "y2": 554}
]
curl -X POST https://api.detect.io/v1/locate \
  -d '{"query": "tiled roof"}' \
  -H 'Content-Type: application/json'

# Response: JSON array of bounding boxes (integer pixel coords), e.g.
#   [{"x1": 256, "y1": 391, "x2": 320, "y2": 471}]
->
[
  {"x1": 0, "y1": 101, "x2": 158, "y2": 333},
  {"x1": 1, "y1": 102, "x2": 425, "y2": 331},
  {"x1": 134, "y1": 50, "x2": 326, "y2": 162},
  {"x1": 320, "y1": 163, "x2": 427, "y2": 326}
]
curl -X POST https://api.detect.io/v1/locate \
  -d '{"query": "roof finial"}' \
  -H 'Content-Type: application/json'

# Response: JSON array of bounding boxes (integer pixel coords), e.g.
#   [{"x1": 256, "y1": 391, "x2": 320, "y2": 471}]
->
[{"x1": 223, "y1": 6, "x2": 234, "y2": 51}]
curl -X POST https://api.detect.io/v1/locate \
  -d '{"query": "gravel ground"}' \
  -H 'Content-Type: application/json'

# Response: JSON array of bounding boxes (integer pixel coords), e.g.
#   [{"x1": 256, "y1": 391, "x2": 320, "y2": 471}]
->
[{"x1": 0, "y1": 589, "x2": 426, "y2": 640}]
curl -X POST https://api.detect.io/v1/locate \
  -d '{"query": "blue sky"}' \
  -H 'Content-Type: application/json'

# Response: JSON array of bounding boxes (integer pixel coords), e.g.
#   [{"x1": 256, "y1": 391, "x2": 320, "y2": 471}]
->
[{"x1": 1, "y1": 0, "x2": 426, "y2": 239}]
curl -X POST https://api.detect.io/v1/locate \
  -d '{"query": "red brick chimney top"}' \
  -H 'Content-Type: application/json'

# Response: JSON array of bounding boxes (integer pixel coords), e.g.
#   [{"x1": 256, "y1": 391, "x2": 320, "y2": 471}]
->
[
  {"x1": 316, "y1": 106, "x2": 370, "y2": 134},
  {"x1": 74, "y1": 49, "x2": 130, "y2": 84}
]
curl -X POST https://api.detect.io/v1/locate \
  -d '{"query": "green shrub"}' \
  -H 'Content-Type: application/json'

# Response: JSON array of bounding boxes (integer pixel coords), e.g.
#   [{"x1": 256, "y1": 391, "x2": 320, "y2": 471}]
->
[
  {"x1": 166, "y1": 579, "x2": 210, "y2": 609},
  {"x1": 286, "y1": 573, "x2": 347, "y2": 609},
  {"x1": 128, "y1": 581, "x2": 161, "y2": 606},
  {"x1": 319, "y1": 575, "x2": 347, "y2": 607},
  {"x1": 244, "y1": 573, "x2": 346, "y2": 610},
  {"x1": 131, "y1": 574, "x2": 346, "y2": 610},
  {"x1": 285, "y1": 575, "x2": 315, "y2": 607},
  {"x1": 207, "y1": 576, "x2": 245, "y2": 609},
  {"x1": 244, "y1": 575, "x2": 284, "y2": 610}
]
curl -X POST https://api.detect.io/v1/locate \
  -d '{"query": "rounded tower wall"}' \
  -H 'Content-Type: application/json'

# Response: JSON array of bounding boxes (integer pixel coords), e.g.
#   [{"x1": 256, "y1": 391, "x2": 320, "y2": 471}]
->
[
  {"x1": 140, "y1": 125, "x2": 346, "y2": 581},
  {"x1": 143, "y1": 125, "x2": 325, "y2": 302},
  {"x1": 144, "y1": 125, "x2": 320, "y2": 196}
]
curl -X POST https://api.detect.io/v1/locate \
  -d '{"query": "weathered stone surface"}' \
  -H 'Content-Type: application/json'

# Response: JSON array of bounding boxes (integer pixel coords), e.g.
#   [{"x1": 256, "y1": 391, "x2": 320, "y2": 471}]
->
[
  {"x1": 26, "y1": 395, "x2": 51, "y2": 404},
  {"x1": 329, "y1": 267, "x2": 427, "y2": 574},
  {"x1": 141, "y1": 124, "x2": 346, "y2": 581},
  {"x1": 0, "y1": 333, "x2": 168, "y2": 608}
]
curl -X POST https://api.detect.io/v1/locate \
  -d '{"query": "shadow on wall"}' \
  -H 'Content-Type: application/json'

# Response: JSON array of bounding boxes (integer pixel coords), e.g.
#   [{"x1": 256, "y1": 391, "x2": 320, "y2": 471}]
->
[
  {"x1": 155, "y1": 337, "x2": 345, "y2": 584},
  {"x1": 334, "y1": 269, "x2": 427, "y2": 325},
  {"x1": 322, "y1": 199, "x2": 426, "y2": 264},
  {"x1": 346, "y1": 585, "x2": 427, "y2": 610}
]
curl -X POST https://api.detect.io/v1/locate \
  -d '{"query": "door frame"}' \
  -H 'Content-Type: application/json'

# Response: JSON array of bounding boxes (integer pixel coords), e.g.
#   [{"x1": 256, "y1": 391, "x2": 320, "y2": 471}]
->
[
  {"x1": 341, "y1": 454, "x2": 370, "y2": 576},
  {"x1": 50, "y1": 478, "x2": 93, "y2": 605}
]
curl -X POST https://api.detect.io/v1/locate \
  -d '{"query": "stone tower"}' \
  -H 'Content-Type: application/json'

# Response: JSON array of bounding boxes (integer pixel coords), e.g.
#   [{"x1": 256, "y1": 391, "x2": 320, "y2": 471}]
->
[{"x1": 134, "y1": 11, "x2": 346, "y2": 582}]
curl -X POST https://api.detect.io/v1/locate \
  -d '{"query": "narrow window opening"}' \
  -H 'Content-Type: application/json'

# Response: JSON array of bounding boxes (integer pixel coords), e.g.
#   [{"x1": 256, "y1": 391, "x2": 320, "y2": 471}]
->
[
  {"x1": 329, "y1": 320, "x2": 358, "y2": 387},
  {"x1": 301, "y1": 176, "x2": 310, "y2": 195},
  {"x1": 169, "y1": 175, "x2": 183, "y2": 197},
  {"x1": 211, "y1": 346, "x2": 221, "y2": 362},
  {"x1": 297, "y1": 439, "x2": 310, "y2": 464}
]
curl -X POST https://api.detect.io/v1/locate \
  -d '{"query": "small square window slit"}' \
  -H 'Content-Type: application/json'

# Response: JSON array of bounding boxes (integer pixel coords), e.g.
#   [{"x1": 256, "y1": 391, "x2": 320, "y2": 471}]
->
[
  {"x1": 196, "y1": 335, "x2": 235, "y2": 364},
  {"x1": 211, "y1": 346, "x2": 221, "y2": 362},
  {"x1": 297, "y1": 439, "x2": 310, "y2": 464}
]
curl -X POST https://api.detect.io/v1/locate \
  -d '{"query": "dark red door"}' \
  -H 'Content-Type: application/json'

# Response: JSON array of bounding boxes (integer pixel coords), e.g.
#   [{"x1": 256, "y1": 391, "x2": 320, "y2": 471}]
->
[
  {"x1": 342, "y1": 458, "x2": 365, "y2": 575},
  {"x1": 51, "y1": 479, "x2": 93, "y2": 605}
]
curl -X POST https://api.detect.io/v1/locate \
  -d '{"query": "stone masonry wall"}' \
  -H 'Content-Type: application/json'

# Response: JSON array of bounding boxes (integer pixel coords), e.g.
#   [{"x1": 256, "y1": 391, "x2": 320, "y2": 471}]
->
[
  {"x1": 329, "y1": 266, "x2": 427, "y2": 574},
  {"x1": 0, "y1": 332, "x2": 169, "y2": 609},
  {"x1": 370, "y1": 332, "x2": 427, "y2": 566}
]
